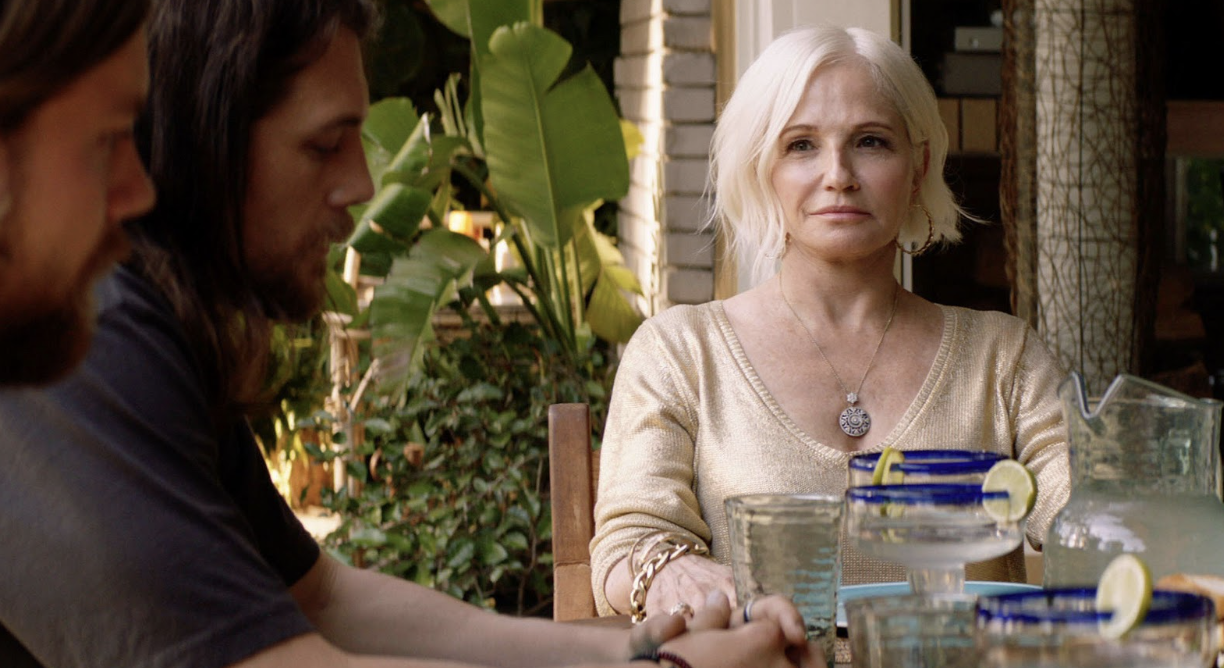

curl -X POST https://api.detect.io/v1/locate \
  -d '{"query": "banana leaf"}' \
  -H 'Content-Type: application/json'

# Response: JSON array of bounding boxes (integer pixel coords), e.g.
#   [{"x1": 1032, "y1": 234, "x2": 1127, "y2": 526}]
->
[
  {"x1": 574, "y1": 216, "x2": 644, "y2": 344},
  {"x1": 348, "y1": 184, "x2": 433, "y2": 277},
  {"x1": 479, "y1": 23, "x2": 629, "y2": 250},
  {"x1": 363, "y1": 98, "x2": 419, "y2": 163},
  {"x1": 371, "y1": 228, "x2": 490, "y2": 393},
  {"x1": 428, "y1": 0, "x2": 540, "y2": 150},
  {"x1": 425, "y1": 0, "x2": 540, "y2": 41}
]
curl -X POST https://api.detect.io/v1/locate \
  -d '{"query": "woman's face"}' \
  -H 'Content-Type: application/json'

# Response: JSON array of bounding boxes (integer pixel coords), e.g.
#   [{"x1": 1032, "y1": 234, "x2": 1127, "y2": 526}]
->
[{"x1": 770, "y1": 60, "x2": 925, "y2": 264}]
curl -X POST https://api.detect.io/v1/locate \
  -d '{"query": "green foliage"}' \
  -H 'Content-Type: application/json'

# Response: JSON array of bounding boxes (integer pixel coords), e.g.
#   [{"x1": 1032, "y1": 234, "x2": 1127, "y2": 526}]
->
[
  {"x1": 252, "y1": 318, "x2": 334, "y2": 454},
  {"x1": 1183, "y1": 158, "x2": 1224, "y2": 271},
  {"x1": 351, "y1": 2, "x2": 644, "y2": 396},
  {"x1": 272, "y1": 0, "x2": 632, "y2": 619},
  {"x1": 320, "y1": 322, "x2": 611, "y2": 615}
]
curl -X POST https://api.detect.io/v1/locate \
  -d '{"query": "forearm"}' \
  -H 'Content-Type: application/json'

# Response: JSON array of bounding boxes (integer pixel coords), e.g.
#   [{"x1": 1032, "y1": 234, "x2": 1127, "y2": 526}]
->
[
  {"x1": 233, "y1": 631, "x2": 642, "y2": 668},
  {"x1": 299, "y1": 556, "x2": 630, "y2": 666},
  {"x1": 605, "y1": 557, "x2": 632, "y2": 614}
]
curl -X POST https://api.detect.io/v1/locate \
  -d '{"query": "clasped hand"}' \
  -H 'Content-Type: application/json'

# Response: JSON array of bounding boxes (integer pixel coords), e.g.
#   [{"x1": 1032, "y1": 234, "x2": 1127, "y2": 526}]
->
[{"x1": 629, "y1": 590, "x2": 824, "y2": 667}]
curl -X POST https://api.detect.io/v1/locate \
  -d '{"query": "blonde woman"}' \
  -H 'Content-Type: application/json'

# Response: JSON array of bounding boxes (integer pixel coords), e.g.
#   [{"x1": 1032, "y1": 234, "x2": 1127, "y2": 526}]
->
[{"x1": 591, "y1": 24, "x2": 1070, "y2": 619}]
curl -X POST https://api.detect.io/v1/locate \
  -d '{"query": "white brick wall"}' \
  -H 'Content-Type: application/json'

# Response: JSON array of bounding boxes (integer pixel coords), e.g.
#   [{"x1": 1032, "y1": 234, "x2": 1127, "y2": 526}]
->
[
  {"x1": 616, "y1": 0, "x2": 716, "y2": 313},
  {"x1": 622, "y1": 0, "x2": 712, "y2": 22}
]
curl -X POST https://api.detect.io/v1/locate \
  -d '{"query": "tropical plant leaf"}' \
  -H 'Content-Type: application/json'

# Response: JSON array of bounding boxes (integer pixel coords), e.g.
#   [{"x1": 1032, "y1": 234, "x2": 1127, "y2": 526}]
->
[
  {"x1": 371, "y1": 229, "x2": 489, "y2": 393},
  {"x1": 468, "y1": 0, "x2": 539, "y2": 59},
  {"x1": 586, "y1": 270, "x2": 643, "y2": 343},
  {"x1": 364, "y1": 97, "x2": 419, "y2": 156},
  {"x1": 621, "y1": 119, "x2": 645, "y2": 161},
  {"x1": 348, "y1": 184, "x2": 430, "y2": 278},
  {"x1": 382, "y1": 115, "x2": 432, "y2": 185},
  {"x1": 323, "y1": 267, "x2": 359, "y2": 318},
  {"x1": 360, "y1": 98, "x2": 419, "y2": 191},
  {"x1": 357, "y1": 184, "x2": 432, "y2": 242},
  {"x1": 480, "y1": 23, "x2": 629, "y2": 249},
  {"x1": 423, "y1": 0, "x2": 471, "y2": 37}
]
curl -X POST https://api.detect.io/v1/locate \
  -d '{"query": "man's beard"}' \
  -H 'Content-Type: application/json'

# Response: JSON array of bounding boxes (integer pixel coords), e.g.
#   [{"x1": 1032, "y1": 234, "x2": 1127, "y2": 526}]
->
[
  {"x1": 0, "y1": 226, "x2": 125, "y2": 387},
  {"x1": 0, "y1": 293, "x2": 93, "y2": 386},
  {"x1": 251, "y1": 261, "x2": 326, "y2": 323},
  {"x1": 250, "y1": 228, "x2": 348, "y2": 323}
]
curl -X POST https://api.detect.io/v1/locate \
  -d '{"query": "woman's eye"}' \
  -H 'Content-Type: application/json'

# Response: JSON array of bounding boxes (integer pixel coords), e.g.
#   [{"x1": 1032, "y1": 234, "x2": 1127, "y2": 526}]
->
[
  {"x1": 860, "y1": 135, "x2": 891, "y2": 149},
  {"x1": 785, "y1": 138, "x2": 814, "y2": 153}
]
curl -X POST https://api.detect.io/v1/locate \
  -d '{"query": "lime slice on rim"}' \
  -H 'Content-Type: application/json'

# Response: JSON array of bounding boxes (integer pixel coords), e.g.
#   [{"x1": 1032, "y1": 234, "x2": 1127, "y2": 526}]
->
[
  {"x1": 981, "y1": 459, "x2": 1037, "y2": 522},
  {"x1": 1096, "y1": 553, "x2": 1153, "y2": 639},
  {"x1": 871, "y1": 447, "x2": 906, "y2": 485}
]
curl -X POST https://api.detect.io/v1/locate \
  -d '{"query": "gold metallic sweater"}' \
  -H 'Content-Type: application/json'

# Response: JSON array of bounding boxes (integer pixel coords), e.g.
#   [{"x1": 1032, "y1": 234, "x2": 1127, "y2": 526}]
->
[{"x1": 590, "y1": 302, "x2": 1070, "y2": 615}]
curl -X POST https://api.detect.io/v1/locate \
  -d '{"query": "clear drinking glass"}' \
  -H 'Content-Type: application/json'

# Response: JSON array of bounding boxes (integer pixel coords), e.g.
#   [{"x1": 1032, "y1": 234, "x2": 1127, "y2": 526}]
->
[
  {"x1": 977, "y1": 588, "x2": 1218, "y2": 667},
  {"x1": 848, "y1": 450, "x2": 1007, "y2": 487},
  {"x1": 846, "y1": 593, "x2": 979, "y2": 668},
  {"x1": 725, "y1": 493, "x2": 843, "y2": 668},
  {"x1": 845, "y1": 483, "x2": 1024, "y2": 595}
]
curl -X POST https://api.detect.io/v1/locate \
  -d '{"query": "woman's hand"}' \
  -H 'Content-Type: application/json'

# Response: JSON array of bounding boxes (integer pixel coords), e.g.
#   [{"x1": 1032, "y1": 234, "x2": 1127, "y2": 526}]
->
[
  {"x1": 627, "y1": 591, "x2": 822, "y2": 667},
  {"x1": 633, "y1": 554, "x2": 739, "y2": 620},
  {"x1": 728, "y1": 594, "x2": 809, "y2": 648},
  {"x1": 654, "y1": 602, "x2": 825, "y2": 668}
]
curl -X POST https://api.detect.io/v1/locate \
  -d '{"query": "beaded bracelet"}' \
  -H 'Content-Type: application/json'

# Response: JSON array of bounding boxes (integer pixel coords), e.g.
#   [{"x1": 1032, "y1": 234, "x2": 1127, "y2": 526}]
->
[{"x1": 631, "y1": 649, "x2": 696, "y2": 668}]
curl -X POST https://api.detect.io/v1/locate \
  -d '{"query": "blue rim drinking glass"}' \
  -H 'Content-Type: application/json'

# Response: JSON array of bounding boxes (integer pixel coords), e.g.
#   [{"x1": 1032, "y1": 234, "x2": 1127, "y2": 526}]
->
[
  {"x1": 845, "y1": 483, "x2": 1024, "y2": 595},
  {"x1": 977, "y1": 588, "x2": 1218, "y2": 667},
  {"x1": 848, "y1": 450, "x2": 1007, "y2": 486}
]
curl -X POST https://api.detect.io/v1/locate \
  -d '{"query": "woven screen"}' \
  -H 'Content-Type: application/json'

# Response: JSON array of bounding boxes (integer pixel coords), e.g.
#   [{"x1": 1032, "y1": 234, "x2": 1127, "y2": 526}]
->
[{"x1": 1001, "y1": 0, "x2": 1164, "y2": 393}]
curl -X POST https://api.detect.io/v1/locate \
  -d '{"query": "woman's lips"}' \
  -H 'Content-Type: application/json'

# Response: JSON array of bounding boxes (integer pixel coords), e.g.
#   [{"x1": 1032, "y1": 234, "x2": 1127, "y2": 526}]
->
[{"x1": 810, "y1": 206, "x2": 870, "y2": 221}]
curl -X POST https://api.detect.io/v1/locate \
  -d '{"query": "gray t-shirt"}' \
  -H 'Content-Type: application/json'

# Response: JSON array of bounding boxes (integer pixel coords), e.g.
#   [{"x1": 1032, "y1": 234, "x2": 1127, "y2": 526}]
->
[{"x1": 0, "y1": 267, "x2": 320, "y2": 667}]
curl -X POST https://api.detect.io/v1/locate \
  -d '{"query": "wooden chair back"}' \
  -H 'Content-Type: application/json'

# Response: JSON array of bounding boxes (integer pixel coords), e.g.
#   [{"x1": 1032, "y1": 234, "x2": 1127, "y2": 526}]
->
[{"x1": 548, "y1": 403, "x2": 600, "y2": 620}]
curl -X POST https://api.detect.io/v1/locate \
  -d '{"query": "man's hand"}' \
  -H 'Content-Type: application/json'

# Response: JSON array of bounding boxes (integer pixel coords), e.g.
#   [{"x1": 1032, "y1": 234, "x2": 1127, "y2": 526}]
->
[{"x1": 653, "y1": 613, "x2": 825, "y2": 668}]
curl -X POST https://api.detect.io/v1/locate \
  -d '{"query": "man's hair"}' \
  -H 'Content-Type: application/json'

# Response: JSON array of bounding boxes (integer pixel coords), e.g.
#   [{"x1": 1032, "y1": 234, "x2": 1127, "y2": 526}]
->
[
  {"x1": 709, "y1": 25, "x2": 968, "y2": 286},
  {"x1": 0, "y1": 0, "x2": 150, "y2": 131},
  {"x1": 131, "y1": 0, "x2": 378, "y2": 421}
]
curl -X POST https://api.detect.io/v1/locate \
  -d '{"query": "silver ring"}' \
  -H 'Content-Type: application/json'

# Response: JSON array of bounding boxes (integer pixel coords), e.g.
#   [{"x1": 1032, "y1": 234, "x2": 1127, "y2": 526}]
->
[
  {"x1": 669, "y1": 602, "x2": 695, "y2": 617},
  {"x1": 743, "y1": 598, "x2": 755, "y2": 623}
]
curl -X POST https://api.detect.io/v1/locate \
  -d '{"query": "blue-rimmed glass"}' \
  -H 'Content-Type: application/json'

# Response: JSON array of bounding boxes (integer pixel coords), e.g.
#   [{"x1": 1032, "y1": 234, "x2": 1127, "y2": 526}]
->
[
  {"x1": 725, "y1": 493, "x2": 843, "y2": 668},
  {"x1": 977, "y1": 588, "x2": 1218, "y2": 667},
  {"x1": 848, "y1": 450, "x2": 1007, "y2": 486},
  {"x1": 847, "y1": 592, "x2": 979, "y2": 668},
  {"x1": 845, "y1": 484, "x2": 1025, "y2": 595}
]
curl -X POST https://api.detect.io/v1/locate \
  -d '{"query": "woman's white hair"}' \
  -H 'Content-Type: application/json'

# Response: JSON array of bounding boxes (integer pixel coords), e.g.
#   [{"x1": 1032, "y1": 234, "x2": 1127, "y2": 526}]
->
[{"x1": 708, "y1": 24, "x2": 967, "y2": 286}]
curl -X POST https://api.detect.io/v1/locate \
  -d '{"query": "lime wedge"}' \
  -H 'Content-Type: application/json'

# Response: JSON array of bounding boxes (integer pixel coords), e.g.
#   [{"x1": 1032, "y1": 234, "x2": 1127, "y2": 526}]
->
[
  {"x1": 1096, "y1": 553, "x2": 1152, "y2": 638},
  {"x1": 981, "y1": 459, "x2": 1037, "y2": 522},
  {"x1": 871, "y1": 447, "x2": 906, "y2": 485}
]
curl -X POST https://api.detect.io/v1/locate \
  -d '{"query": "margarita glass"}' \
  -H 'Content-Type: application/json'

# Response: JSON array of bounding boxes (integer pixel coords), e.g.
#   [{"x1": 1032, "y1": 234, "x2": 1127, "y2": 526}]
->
[
  {"x1": 977, "y1": 588, "x2": 1218, "y2": 668},
  {"x1": 845, "y1": 483, "x2": 1025, "y2": 595},
  {"x1": 848, "y1": 450, "x2": 1006, "y2": 486}
]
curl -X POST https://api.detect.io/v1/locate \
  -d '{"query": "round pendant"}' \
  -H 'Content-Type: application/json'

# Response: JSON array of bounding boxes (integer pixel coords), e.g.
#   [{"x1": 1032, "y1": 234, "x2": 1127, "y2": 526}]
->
[{"x1": 839, "y1": 406, "x2": 871, "y2": 438}]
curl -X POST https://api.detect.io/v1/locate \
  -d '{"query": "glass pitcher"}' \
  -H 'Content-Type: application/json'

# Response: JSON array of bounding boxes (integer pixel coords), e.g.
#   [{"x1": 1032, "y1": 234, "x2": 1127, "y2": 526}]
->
[{"x1": 1043, "y1": 372, "x2": 1224, "y2": 587}]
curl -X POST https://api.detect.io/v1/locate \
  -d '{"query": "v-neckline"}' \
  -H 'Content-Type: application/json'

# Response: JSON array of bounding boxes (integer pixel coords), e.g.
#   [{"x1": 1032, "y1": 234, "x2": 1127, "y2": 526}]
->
[{"x1": 710, "y1": 301, "x2": 956, "y2": 460}]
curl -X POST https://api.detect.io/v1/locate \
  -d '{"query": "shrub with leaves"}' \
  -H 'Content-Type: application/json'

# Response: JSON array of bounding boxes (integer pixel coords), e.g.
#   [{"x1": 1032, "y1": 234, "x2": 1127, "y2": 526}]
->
[{"x1": 319, "y1": 321, "x2": 610, "y2": 615}]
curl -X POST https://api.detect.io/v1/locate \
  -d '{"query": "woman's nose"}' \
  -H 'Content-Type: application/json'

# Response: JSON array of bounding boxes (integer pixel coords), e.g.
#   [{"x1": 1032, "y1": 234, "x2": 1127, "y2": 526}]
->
[{"x1": 822, "y1": 150, "x2": 859, "y2": 191}]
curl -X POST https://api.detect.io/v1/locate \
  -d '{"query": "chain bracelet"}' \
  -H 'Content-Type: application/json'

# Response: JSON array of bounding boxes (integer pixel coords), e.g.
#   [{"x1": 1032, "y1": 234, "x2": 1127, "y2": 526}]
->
[{"x1": 628, "y1": 536, "x2": 709, "y2": 624}]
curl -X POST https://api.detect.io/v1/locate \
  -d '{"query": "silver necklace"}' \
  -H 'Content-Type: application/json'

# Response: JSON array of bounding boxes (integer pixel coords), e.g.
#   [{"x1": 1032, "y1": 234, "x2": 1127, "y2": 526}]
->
[{"x1": 779, "y1": 276, "x2": 901, "y2": 438}]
